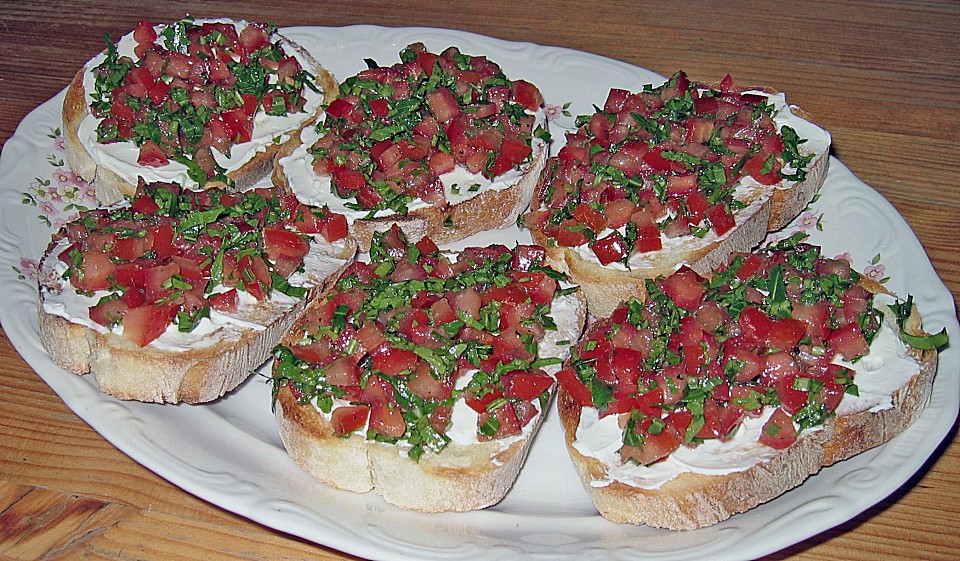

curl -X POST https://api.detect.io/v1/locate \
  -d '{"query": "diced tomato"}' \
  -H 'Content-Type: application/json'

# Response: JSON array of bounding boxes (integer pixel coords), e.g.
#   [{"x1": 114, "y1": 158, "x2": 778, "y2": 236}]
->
[
  {"x1": 264, "y1": 228, "x2": 309, "y2": 261},
  {"x1": 131, "y1": 193, "x2": 160, "y2": 215},
  {"x1": 758, "y1": 407, "x2": 798, "y2": 449},
  {"x1": 706, "y1": 204, "x2": 736, "y2": 236},
  {"x1": 331, "y1": 405, "x2": 370, "y2": 436},
  {"x1": 426, "y1": 87, "x2": 460, "y2": 123},
  {"x1": 72, "y1": 250, "x2": 115, "y2": 292},
  {"x1": 502, "y1": 371, "x2": 554, "y2": 401},
  {"x1": 408, "y1": 364, "x2": 452, "y2": 400},
  {"x1": 371, "y1": 346, "x2": 419, "y2": 376},
  {"x1": 828, "y1": 323, "x2": 870, "y2": 360},
  {"x1": 743, "y1": 151, "x2": 781, "y2": 185},
  {"x1": 557, "y1": 367, "x2": 593, "y2": 407},
  {"x1": 133, "y1": 19, "x2": 157, "y2": 44},
  {"x1": 590, "y1": 232, "x2": 628, "y2": 265},
  {"x1": 137, "y1": 141, "x2": 169, "y2": 167},
  {"x1": 324, "y1": 357, "x2": 362, "y2": 386},
  {"x1": 512, "y1": 79, "x2": 543, "y2": 111},
  {"x1": 477, "y1": 402, "x2": 522, "y2": 440},
  {"x1": 659, "y1": 267, "x2": 705, "y2": 311},
  {"x1": 368, "y1": 402, "x2": 406, "y2": 438},
  {"x1": 89, "y1": 298, "x2": 130, "y2": 327},
  {"x1": 209, "y1": 288, "x2": 238, "y2": 312},
  {"x1": 121, "y1": 303, "x2": 177, "y2": 347}
]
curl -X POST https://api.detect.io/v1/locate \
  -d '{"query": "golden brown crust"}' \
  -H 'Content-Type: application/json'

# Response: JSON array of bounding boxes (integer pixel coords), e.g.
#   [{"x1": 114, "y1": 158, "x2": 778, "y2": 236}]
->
[
  {"x1": 62, "y1": 28, "x2": 337, "y2": 205},
  {"x1": 38, "y1": 238, "x2": 357, "y2": 404},
  {"x1": 556, "y1": 283, "x2": 939, "y2": 530}
]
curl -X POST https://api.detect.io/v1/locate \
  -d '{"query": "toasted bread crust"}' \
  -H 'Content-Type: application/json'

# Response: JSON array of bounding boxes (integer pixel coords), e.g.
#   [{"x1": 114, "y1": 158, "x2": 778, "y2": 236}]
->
[
  {"x1": 273, "y1": 138, "x2": 547, "y2": 251},
  {"x1": 62, "y1": 27, "x2": 338, "y2": 205},
  {"x1": 557, "y1": 284, "x2": 938, "y2": 530},
  {"x1": 274, "y1": 273, "x2": 586, "y2": 512},
  {"x1": 38, "y1": 238, "x2": 357, "y2": 404},
  {"x1": 275, "y1": 385, "x2": 542, "y2": 511}
]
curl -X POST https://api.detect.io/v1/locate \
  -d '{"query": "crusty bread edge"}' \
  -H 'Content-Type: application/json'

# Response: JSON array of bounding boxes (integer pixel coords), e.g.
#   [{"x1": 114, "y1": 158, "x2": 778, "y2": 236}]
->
[
  {"x1": 62, "y1": 27, "x2": 338, "y2": 205},
  {"x1": 38, "y1": 238, "x2": 357, "y2": 404},
  {"x1": 556, "y1": 283, "x2": 938, "y2": 530},
  {"x1": 274, "y1": 271, "x2": 587, "y2": 512}
]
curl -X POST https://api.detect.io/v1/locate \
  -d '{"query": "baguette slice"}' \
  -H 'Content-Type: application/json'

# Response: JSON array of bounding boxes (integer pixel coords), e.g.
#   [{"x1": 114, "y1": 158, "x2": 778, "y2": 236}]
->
[
  {"x1": 63, "y1": 17, "x2": 338, "y2": 205},
  {"x1": 37, "y1": 182, "x2": 357, "y2": 404},
  {"x1": 272, "y1": 43, "x2": 548, "y2": 251},
  {"x1": 555, "y1": 241, "x2": 941, "y2": 530},
  {"x1": 526, "y1": 73, "x2": 831, "y2": 318},
  {"x1": 272, "y1": 225, "x2": 586, "y2": 512}
]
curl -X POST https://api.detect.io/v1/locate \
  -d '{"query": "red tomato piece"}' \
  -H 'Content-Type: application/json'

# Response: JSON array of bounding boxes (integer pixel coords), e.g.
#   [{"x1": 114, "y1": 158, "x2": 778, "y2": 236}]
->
[
  {"x1": 758, "y1": 407, "x2": 798, "y2": 449},
  {"x1": 121, "y1": 303, "x2": 178, "y2": 347},
  {"x1": 331, "y1": 405, "x2": 370, "y2": 436},
  {"x1": 502, "y1": 371, "x2": 554, "y2": 401},
  {"x1": 557, "y1": 367, "x2": 593, "y2": 407}
]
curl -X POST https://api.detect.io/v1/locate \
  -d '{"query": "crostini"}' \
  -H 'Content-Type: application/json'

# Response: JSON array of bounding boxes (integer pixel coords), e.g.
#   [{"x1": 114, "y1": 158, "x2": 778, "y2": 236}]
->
[
  {"x1": 38, "y1": 180, "x2": 357, "y2": 403},
  {"x1": 274, "y1": 42, "x2": 548, "y2": 250},
  {"x1": 272, "y1": 225, "x2": 585, "y2": 511},
  {"x1": 555, "y1": 235, "x2": 945, "y2": 529},
  {"x1": 63, "y1": 16, "x2": 338, "y2": 204}
]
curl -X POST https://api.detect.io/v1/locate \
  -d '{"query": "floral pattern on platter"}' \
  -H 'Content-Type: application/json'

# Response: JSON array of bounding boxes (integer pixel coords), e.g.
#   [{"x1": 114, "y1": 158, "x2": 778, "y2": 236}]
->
[
  {"x1": 13, "y1": 127, "x2": 96, "y2": 282},
  {"x1": 764, "y1": 196, "x2": 888, "y2": 285}
]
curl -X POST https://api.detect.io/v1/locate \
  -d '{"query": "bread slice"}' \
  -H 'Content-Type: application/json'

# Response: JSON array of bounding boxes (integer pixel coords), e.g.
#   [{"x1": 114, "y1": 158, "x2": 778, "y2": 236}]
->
[
  {"x1": 555, "y1": 243, "x2": 942, "y2": 530},
  {"x1": 272, "y1": 227, "x2": 586, "y2": 512},
  {"x1": 272, "y1": 43, "x2": 548, "y2": 251},
  {"x1": 526, "y1": 76, "x2": 831, "y2": 318},
  {"x1": 37, "y1": 184, "x2": 358, "y2": 404},
  {"x1": 63, "y1": 17, "x2": 338, "y2": 205},
  {"x1": 274, "y1": 132, "x2": 547, "y2": 251}
]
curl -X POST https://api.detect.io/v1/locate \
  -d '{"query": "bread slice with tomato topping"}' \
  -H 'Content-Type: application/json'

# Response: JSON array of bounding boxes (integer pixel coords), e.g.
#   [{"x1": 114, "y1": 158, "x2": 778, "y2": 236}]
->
[
  {"x1": 272, "y1": 225, "x2": 585, "y2": 512},
  {"x1": 37, "y1": 180, "x2": 357, "y2": 404},
  {"x1": 63, "y1": 16, "x2": 338, "y2": 205},
  {"x1": 272, "y1": 43, "x2": 548, "y2": 251},
  {"x1": 524, "y1": 72, "x2": 831, "y2": 318},
  {"x1": 555, "y1": 236, "x2": 944, "y2": 529}
]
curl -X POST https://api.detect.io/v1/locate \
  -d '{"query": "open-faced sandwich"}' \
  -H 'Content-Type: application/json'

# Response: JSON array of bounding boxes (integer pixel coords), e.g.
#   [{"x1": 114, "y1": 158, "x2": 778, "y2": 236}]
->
[
  {"x1": 524, "y1": 72, "x2": 831, "y2": 317},
  {"x1": 555, "y1": 235, "x2": 946, "y2": 529},
  {"x1": 64, "y1": 16, "x2": 338, "y2": 204},
  {"x1": 38, "y1": 180, "x2": 356, "y2": 403},
  {"x1": 274, "y1": 42, "x2": 548, "y2": 250},
  {"x1": 272, "y1": 225, "x2": 585, "y2": 511}
]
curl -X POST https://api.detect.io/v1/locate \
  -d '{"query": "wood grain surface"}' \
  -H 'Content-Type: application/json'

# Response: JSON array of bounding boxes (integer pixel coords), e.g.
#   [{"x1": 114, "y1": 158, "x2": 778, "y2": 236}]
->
[{"x1": 1, "y1": 2, "x2": 957, "y2": 559}]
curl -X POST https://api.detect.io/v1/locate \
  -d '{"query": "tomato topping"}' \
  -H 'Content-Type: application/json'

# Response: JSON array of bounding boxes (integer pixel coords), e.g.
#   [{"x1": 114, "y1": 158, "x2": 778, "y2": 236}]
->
[
  {"x1": 307, "y1": 44, "x2": 541, "y2": 214},
  {"x1": 529, "y1": 71, "x2": 813, "y2": 266},
  {"x1": 564, "y1": 236, "x2": 888, "y2": 466},
  {"x1": 273, "y1": 225, "x2": 571, "y2": 460},
  {"x1": 53, "y1": 181, "x2": 344, "y2": 347},
  {"x1": 90, "y1": 18, "x2": 318, "y2": 187}
]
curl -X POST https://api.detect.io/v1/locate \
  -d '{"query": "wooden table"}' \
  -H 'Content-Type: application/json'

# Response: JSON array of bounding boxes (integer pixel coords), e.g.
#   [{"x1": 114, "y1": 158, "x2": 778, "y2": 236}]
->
[{"x1": 1, "y1": 2, "x2": 957, "y2": 559}]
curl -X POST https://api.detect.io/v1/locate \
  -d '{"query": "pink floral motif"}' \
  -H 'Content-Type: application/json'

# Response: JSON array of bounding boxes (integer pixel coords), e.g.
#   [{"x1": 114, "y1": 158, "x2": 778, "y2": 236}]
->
[
  {"x1": 40, "y1": 201, "x2": 57, "y2": 216},
  {"x1": 18, "y1": 257, "x2": 39, "y2": 282},
  {"x1": 52, "y1": 168, "x2": 72, "y2": 185},
  {"x1": 46, "y1": 185, "x2": 64, "y2": 202},
  {"x1": 544, "y1": 103, "x2": 565, "y2": 122},
  {"x1": 833, "y1": 252, "x2": 853, "y2": 264},
  {"x1": 53, "y1": 135, "x2": 65, "y2": 152},
  {"x1": 864, "y1": 263, "x2": 886, "y2": 282},
  {"x1": 796, "y1": 211, "x2": 819, "y2": 232}
]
